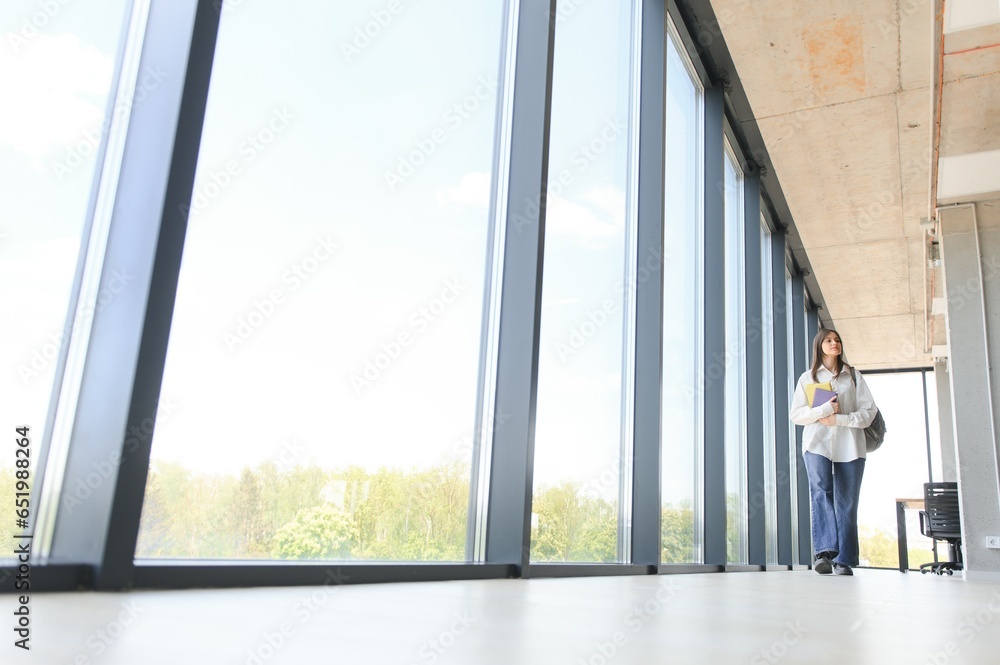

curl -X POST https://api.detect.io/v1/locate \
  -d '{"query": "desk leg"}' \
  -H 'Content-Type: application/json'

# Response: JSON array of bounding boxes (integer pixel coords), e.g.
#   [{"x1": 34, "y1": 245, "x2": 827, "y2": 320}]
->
[{"x1": 896, "y1": 501, "x2": 908, "y2": 573}]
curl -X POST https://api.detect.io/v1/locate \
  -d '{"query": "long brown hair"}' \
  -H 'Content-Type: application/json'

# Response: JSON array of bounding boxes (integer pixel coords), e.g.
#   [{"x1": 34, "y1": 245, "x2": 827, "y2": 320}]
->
[{"x1": 810, "y1": 327, "x2": 851, "y2": 382}]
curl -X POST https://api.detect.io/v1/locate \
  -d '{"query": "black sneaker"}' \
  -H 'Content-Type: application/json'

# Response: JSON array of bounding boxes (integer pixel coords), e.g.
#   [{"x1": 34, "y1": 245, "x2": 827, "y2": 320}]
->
[
  {"x1": 814, "y1": 552, "x2": 833, "y2": 575},
  {"x1": 833, "y1": 563, "x2": 854, "y2": 576}
]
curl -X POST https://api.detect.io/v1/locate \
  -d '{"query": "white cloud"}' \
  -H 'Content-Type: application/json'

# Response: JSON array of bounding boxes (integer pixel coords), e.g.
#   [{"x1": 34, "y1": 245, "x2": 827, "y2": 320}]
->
[
  {"x1": 435, "y1": 171, "x2": 491, "y2": 207},
  {"x1": 0, "y1": 32, "x2": 114, "y2": 163},
  {"x1": 582, "y1": 185, "x2": 626, "y2": 228},
  {"x1": 546, "y1": 192, "x2": 620, "y2": 240}
]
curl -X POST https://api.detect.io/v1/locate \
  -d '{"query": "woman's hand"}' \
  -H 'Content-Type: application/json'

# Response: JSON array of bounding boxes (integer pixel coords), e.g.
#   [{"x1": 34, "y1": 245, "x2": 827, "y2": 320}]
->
[
  {"x1": 829, "y1": 398, "x2": 840, "y2": 414},
  {"x1": 818, "y1": 414, "x2": 837, "y2": 426}
]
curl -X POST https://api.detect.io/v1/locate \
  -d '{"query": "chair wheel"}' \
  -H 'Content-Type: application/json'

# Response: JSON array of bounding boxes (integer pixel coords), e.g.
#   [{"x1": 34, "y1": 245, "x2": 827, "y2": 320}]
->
[
  {"x1": 946, "y1": 569, "x2": 953, "y2": 575},
  {"x1": 921, "y1": 569, "x2": 928, "y2": 574}
]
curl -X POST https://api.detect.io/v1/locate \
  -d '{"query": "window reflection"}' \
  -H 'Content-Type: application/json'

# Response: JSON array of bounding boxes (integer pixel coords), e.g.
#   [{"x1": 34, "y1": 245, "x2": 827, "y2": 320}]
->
[
  {"x1": 0, "y1": 0, "x2": 131, "y2": 559},
  {"x1": 531, "y1": 0, "x2": 633, "y2": 563},
  {"x1": 723, "y1": 140, "x2": 747, "y2": 564},
  {"x1": 137, "y1": 1, "x2": 505, "y2": 561},
  {"x1": 661, "y1": 23, "x2": 704, "y2": 565}
]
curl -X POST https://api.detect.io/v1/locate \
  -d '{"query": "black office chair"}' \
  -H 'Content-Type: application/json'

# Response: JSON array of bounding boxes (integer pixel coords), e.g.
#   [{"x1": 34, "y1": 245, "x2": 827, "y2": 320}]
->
[{"x1": 918, "y1": 482, "x2": 963, "y2": 575}]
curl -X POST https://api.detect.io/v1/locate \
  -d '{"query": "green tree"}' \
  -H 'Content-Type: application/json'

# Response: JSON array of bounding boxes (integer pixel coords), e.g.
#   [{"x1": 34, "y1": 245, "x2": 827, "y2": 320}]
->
[
  {"x1": 273, "y1": 504, "x2": 356, "y2": 559},
  {"x1": 531, "y1": 482, "x2": 617, "y2": 563},
  {"x1": 231, "y1": 468, "x2": 267, "y2": 557},
  {"x1": 859, "y1": 525, "x2": 936, "y2": 569},
  {"x1": 136, "y1": 459, "x2": 472, "y2": 561},
  {"x1": 0, "y1": 467, "x2": 16, "y2": 547},
  {"x1": 662, "y1": 501, "x2": 695, "y2": 563},
  {"x1": 348, "y1": 461, "x2": 468, "y2": 561},
  {"x1": 136, "y1": 462, "x2": 236, "y2": 558}
]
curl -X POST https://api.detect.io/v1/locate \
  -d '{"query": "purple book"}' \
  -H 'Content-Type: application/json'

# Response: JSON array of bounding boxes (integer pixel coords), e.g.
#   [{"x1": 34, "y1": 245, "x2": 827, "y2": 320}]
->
[{"x1": 812, "y1": 388, "x2": 837, "y2": 407}]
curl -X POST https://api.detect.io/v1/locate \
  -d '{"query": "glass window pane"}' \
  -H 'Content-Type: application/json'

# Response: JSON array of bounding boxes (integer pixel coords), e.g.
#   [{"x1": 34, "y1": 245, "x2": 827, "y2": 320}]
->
[
  {"x1": 530, "y1": 0, "x2": 634, "y2": 564},
  {"x1": 858, "y1": 372, "x2": 934, "y2": 569},
  {"x1": 723, "y1": 140, "x2": 747, "y2": 564},
  {"x1": 0, "y1": 0, "x2": 131, "y2": 558},
  {"x1": 137, "y1": 1, "x2": 505, "y2": 561},
  {"x1": 661, "y1": 26, "x2": 703, "y2": 565},
  {"x1": 925, "y1": 370, "x2": 943, "y2": 482}
]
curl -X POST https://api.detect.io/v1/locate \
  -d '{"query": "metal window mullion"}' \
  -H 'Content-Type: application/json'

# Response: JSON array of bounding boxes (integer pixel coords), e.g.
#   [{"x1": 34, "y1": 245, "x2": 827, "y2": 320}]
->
[
  {"x1": 55, "y1": 0, "x2": 222, "y2": 589},
  {"x1": 770, "y1": 233, "x2": 793, "y2": 566},
  {"x1": 33, "y1": 0, "x2": 149, "y2": 562},
  {"x1": 468, "y1": 0, "x2": 522, "y2": 564},
  {"x1": 701, "y1": 83, "x2": 726, "y2": 567},
  {"x1": 482, "y1": 0, "x2": 558, "y2": 576},
  {"x1": 630, "y1": 0, "x2": 666, "y2": 569},
  {"x1": 923, "y1": 369, "x2": 934, "y2": 484},
  {"x1": 742, "y1": 173, "x2": 764, "y2": 566},
  {"x1": 807, "y1": 307, "x2": 819, "y2": 345},
  {"x1": 790, "y1": 276, "x2": 811, "y2": 564}
]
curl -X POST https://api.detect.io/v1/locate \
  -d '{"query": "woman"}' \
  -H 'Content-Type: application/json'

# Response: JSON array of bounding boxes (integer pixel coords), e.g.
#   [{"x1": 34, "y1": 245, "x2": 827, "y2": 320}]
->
[{"x1": 789, "y1": 328, "x2": 877, "y2": 575}]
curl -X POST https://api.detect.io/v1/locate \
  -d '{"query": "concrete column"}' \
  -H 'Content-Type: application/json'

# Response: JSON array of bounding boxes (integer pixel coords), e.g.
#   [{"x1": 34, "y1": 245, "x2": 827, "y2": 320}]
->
[{"x1": 939, "y1": 200, "x2": 1000, "y2": 581}]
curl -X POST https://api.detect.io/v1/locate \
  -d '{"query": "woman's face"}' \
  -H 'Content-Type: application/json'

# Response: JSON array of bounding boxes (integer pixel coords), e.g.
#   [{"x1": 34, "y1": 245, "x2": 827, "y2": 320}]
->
[{"x1": 822, "y1": 333, "x2": 842, "y2": 360}]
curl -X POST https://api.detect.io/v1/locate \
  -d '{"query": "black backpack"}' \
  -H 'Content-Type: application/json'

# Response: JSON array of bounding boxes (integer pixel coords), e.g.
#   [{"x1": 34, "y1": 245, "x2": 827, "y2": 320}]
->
[{"x1": 850, "y1": 368, "x2": 886, "y2": 452}]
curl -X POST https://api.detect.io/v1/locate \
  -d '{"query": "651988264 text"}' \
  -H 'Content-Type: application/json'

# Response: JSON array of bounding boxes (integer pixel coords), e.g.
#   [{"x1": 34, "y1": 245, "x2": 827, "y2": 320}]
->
[{"x1": 13, "y1": 425, "x2": 32, "y2": 651}]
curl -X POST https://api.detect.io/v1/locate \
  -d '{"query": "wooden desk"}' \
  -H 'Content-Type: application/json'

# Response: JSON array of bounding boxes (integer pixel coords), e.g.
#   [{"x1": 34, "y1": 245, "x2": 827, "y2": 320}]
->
[{"x1": 896, "y1": 498, "x2": 924, "y2": 572}]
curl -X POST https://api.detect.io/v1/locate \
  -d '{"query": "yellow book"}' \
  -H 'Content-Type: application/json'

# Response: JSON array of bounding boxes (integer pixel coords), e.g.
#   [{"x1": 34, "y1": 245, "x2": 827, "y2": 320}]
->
[{"x1": 805, "y1": 382, "x2": 832, "y2": 407}]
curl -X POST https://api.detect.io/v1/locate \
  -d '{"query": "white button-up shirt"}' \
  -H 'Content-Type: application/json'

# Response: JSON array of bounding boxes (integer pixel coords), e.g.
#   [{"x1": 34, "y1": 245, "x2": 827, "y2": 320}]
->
[{"x1": 789, "y1": 365, "x2": 878, "y2": 462}]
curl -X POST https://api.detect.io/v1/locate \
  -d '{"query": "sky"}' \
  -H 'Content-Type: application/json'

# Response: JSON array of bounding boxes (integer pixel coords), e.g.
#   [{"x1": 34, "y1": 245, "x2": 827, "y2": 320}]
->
[
  {"x1": 0, "y1": 0, "x2": 131, "y2": 467},
  {"x1": 0, "y1": 0, "x2": 944, "y2": 556},
  {"x1": 0, "y1": 0, "x2": 634, "y2": 494},
  {"x1": 155, "y1": 0, "x2": 633, "y2": 495}
]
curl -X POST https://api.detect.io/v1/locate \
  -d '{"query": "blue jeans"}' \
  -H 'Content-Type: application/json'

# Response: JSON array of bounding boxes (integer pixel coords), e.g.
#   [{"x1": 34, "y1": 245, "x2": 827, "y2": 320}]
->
[{"x1": 803, "y1": 451, "x2": 866, "y2": 567}]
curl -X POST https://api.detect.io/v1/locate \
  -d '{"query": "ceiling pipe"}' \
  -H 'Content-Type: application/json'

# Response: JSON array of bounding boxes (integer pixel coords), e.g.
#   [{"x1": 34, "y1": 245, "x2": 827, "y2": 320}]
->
[{"x1": 925, "y1": 0, "x2": 946, "y2": 355}]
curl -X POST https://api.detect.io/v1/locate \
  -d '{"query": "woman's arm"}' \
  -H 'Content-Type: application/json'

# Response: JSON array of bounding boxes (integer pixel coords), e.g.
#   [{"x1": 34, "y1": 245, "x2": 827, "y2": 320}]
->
[
  {"x1": 834, "y1": 371, "x2": 878, "y2": 428},
  {"x1": 789, "y1": 375, "x2": 837, "y2": 425}
]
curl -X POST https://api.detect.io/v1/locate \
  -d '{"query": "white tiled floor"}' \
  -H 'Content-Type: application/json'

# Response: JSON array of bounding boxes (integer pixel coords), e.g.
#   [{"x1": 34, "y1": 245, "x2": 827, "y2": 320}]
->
[{"x1": 19, "y1": 569, "x2": 1000, "y2": 664}]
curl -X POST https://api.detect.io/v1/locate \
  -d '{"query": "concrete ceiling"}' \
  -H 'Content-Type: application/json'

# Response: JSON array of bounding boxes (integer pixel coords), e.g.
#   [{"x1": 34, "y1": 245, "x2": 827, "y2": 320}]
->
[{"x1": 710, "y1": 0, "x2": 1000, "y2": 369}]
